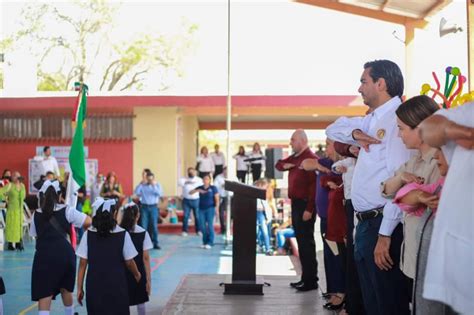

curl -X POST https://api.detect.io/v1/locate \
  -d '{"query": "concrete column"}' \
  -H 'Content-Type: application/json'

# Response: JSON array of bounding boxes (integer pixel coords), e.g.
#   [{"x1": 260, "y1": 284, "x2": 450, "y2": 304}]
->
[
  {"x1": 468, "y1": 0, "x2": 473, "y2": 91},
  {"x1": 133, "y1": 107, "x2": 179, "y2": 196},
  {"x1": 404, "y1": 23, "x2": 416, "y2": 98},
  {"x1": 180, "y1": 115, "x2": 199, "y2": 177}
]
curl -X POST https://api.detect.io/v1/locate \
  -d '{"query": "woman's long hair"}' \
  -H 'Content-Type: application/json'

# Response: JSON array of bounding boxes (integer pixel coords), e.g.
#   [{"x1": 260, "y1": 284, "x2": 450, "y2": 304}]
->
[
  {"x1": 396, "y1": 95, "x2": 439, "y2": 129},
  {"x1": 237, "y1": 145, "x2": 246, "y2": 156},
  {"x1": 120, "y1": 204, "x2": 140, "y2": 232},
  {"x1": 92, "y1": 204, "x2": 117, "y2": 237},
  {"x1": 39, "y1": 186, "x2": 58, "y2": 219}
]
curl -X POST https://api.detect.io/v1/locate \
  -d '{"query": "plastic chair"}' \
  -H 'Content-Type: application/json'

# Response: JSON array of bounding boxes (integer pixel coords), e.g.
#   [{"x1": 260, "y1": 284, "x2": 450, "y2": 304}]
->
[{"x1": 22, "y1": 202, "x2": 33, "y2": 242}]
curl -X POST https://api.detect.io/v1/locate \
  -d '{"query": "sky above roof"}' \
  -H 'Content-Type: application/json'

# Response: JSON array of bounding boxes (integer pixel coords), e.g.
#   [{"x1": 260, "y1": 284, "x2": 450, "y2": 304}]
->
[{"x1": 1, "y1": 0, "x2": 468, "y2": 96}]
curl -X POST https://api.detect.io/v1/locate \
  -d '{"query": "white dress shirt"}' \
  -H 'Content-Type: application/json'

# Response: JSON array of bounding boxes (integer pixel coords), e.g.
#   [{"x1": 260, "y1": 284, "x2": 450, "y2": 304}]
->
[
  {"x1": 41, "y1": 156, "x2": 60, "y2": 177},
  {"x1": 332, "y1": 157, "x2": 356, "y2": 200},
  {"x1": 326, "y1": 96, "x2": 412, "y2": 236},
  {"x1": 76, "y1": 225, "x2": 138, "y2": 261},
  {"x1": 197, "y1": 154, "x2": 215, "y2": 173},
  {"x1": 233, "y1": 154, "x2": 249, "y2": 171},
  {"x1": 178, "y1": 176, "x2": 203, "y2": 200},
  {"x1": 423, "y1": 104, "x2": 474, "y2": 314},
  {"x1": 210, "y1": 152, "x2": 226, "y2": 166},
  {"x1": 213, "y1": 174, "x2": 228, "y2": 197}
]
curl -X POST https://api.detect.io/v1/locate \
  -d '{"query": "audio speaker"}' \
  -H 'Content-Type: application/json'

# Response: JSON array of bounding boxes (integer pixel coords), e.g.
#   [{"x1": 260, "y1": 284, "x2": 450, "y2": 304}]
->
[{"x1": 265, "y1": 148, "x2": 283, "y2": 179}]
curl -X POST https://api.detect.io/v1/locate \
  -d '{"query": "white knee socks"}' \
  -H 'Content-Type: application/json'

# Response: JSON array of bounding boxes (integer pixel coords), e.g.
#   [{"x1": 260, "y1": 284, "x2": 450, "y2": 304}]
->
[
  {"x1": 64, "y1": 305, "x2": 74, "y2": 315},
  {"x1": 38, "y1": 311, "x2": 50, "y2": 315},
  {"x1": 137, "y1": 303, "x2": 146, "y2": 315}
]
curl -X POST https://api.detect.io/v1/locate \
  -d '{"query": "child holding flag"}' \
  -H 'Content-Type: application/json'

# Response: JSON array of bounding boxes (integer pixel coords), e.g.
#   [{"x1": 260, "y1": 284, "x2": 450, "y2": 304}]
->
[{"x1": 30, "y1": 180, "x2": 91, "y2": 315}]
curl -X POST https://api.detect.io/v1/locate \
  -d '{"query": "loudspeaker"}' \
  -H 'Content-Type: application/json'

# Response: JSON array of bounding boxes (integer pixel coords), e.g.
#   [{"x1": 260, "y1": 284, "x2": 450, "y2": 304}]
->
[
  {"x1": 439, "y1": 17, "x2": 462, "y2": 37},
  {"x1": 265, "y1": 148, "x2": 283, "y2": 179}
]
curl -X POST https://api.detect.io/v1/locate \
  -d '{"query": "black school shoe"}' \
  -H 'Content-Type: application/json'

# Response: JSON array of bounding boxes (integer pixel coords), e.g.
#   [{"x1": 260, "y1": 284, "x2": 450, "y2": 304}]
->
[
  {"x1": 290, "y1": 280, "x2": 303, "y2": 288},
  {"x1": 295, "y1": 283, "x2": 318, "y2": 292}
]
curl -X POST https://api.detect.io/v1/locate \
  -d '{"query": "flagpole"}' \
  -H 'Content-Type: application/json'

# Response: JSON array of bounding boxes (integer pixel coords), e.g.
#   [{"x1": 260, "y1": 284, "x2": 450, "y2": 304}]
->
[{"x1": 224, "y1": 0, "x2": 232, "y2": 248}]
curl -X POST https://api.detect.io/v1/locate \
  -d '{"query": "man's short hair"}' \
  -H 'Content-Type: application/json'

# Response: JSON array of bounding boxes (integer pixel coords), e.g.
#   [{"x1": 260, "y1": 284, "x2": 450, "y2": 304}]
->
[
  {"x1": 364, "y1": 60, "x2": 404, "y2": 98},
  {"x1": 43, "y1": 146, "x2": 50, "y2": 153},
  {"x1": 46, "y1": 171, "x2": 55, "y2": 176}
]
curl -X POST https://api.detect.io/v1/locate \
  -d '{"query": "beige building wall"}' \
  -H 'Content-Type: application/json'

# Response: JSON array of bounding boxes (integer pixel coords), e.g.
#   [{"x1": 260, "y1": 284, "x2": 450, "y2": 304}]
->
[
  {"x1": 180, "y1": 115, "x2": 199, "y2": 177},
  {"x1": 133, "y1": 107, "x2": 179, "y2": 196}
]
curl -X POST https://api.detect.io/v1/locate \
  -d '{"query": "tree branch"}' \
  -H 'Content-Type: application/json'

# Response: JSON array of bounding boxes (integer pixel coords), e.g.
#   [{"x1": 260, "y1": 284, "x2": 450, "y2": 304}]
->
[{"x1": 119, "y1": 69, "x2": 148, "y2": 91}]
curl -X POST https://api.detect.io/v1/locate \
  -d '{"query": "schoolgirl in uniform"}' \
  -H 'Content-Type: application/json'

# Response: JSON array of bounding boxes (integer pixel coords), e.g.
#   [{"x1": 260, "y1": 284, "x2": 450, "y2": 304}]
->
[
  {"x1": 76, "y1": 198, "x2": 141, "y2": 315},
  {"x1": 120, "y1": 202, "x2": 153, "y2": 315},
  {"x1": 30, "y1": 180, "x2": 91, "y2": 315}
]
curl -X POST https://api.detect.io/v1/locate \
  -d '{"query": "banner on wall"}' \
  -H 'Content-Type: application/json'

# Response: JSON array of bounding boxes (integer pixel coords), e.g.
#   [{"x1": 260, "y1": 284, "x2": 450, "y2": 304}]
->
[
  {"x1": 35, "y1": 146, "x2": 89, "y2": 159},
  {"x1": 28, "y1": 158, "x2": 98, "y2": 194}
]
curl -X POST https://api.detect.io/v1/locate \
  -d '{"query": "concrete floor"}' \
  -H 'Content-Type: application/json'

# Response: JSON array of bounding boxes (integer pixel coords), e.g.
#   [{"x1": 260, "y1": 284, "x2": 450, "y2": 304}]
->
[
  {"x1": 162, "y1": 274, "x2": 334, "y2": 315},
  {"x1": 1, "y1": 218, "x2": 331, "y2": 315}
]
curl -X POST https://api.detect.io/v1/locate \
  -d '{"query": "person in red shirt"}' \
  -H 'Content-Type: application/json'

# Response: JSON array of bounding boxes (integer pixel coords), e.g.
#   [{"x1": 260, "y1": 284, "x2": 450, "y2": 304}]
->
[{"x1": 275, "y1": 129, "x2": 318, "y2": 291}]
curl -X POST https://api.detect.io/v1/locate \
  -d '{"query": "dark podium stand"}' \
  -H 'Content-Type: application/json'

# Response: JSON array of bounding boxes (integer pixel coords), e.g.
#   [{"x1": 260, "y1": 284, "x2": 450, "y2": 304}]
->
[{"x1": 222, "y1": 180, "x2": 267, "y2": 295}]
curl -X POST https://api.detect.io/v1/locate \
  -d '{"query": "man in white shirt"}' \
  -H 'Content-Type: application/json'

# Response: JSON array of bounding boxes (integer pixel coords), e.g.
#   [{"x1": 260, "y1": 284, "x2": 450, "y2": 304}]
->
[
  {"x1": 178, "y1": 167, "x2": 203, "y2": 236},
  {"x1": 326, "y1": 60, "x2": 411, "y2": 315},
  {"x1": 40, "y1": 146, "x2": 60, "y2": 178},
  {"x1": 419, "y1": 103, "x2": 474, "y2": 315}
]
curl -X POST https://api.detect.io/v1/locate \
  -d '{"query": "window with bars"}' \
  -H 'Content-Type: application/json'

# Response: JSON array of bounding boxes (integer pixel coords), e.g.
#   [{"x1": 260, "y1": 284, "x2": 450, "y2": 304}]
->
[{"x1": 0, "y1": 115, "x2": 133, "y2": 140}]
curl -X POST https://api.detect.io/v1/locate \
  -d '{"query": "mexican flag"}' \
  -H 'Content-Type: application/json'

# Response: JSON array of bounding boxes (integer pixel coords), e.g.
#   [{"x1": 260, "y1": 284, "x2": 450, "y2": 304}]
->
[{"x1": 65, "y1": 82, "x2": 88, "y2": 209}]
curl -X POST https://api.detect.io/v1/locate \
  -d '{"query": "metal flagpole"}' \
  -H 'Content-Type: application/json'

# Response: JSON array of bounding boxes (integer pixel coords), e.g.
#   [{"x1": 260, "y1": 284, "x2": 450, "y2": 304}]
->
[{"x1": 224, "y1": 0, "x2": 232, "y2": 248}]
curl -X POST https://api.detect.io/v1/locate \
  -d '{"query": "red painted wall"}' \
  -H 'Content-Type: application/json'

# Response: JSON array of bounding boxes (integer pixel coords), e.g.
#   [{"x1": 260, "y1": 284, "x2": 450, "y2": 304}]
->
[{"x1": 0, "y1": 140, "x2": 133, "y2": 195}]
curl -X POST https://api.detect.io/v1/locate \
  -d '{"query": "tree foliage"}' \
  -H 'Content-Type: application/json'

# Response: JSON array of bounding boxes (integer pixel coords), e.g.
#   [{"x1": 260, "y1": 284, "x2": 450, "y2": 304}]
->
[{"x1": 1, "y1": 0, "x2": 197, "y2": 91}]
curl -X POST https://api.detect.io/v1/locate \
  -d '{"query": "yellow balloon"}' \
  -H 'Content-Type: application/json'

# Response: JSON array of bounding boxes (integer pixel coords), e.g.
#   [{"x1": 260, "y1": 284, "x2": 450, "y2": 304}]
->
[{"x1": 420, "y1": 83, "x2": 431, "y2": 95}]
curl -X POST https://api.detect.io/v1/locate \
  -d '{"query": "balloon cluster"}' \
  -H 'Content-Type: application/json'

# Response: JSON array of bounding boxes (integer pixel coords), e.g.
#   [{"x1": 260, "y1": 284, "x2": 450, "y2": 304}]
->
[{"x1": 420, "y1": 66, "x2": 473, "y2": 108}]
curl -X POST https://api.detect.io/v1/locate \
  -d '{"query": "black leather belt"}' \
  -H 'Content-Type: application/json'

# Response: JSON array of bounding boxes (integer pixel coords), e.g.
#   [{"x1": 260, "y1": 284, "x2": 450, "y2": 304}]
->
[{"x1": 355, "y1": 207, "x2": 384, "y2": 221}]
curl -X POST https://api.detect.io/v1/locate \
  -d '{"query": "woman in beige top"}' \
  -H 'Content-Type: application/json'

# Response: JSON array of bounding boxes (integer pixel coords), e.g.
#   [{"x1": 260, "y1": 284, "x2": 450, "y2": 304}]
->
[{"x1": 381, "y1": 95, "x2": 440, "y2": 283}]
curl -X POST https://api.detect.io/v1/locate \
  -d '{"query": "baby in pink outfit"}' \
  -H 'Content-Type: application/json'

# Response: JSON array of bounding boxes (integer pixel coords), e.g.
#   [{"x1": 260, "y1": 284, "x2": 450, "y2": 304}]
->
[{"x1": 393, "y1": 149, "x2": 449, "y2": 215}]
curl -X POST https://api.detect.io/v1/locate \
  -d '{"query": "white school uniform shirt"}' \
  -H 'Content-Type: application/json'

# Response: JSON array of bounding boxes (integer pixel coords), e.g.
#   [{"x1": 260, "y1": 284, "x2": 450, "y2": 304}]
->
[
  {"x1": 326, "y1": 96, "x2": 413, "y2": 236},
  {"x1": 29, "y1": 204, "x2": 87, "y2": 237},
  {"x1": 332, "y1": 157, "x2": 356, "y2": 200},
  {"x1": 197, "y1": 154, "x2": 215, "y2": 173},
  {"x1": 210, "y1": 152, "x2": 226, "y2": 166},
  {"x1": 178, "y1": 176, "x2": 203, "y2": 200},
  {"x1": 76, "y1": 225, "x2": 138, "y2": 261},
  {"x1": 130, "y1": 225, "x2": 153, "y2": 251},
  {"x1": 233, "y1": 154, "x2": 249, "y2": 171},
  {"x1": 423, "y1": 104, "x2": 474, "y2": 314},
  {"x1": 40, "y1": 156, "x2": 60, "y2": 177}
]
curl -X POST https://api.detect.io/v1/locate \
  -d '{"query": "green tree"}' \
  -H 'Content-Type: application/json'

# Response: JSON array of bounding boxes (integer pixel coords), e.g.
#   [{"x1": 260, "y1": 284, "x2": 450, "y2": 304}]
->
[{"x1": 3, "y1": 0, "x2": 197, "y2": 91}]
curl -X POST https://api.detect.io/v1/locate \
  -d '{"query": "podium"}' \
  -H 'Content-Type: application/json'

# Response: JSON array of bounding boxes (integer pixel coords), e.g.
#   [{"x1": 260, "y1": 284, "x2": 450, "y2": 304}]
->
[{"x1": 223, "y1": 180, "x2": 267, "y2": 295}]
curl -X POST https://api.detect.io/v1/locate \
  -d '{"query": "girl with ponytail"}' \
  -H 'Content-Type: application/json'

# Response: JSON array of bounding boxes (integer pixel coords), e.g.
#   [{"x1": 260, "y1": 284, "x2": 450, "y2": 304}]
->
[
  {"x1": 120, "y1": 203, "x2": 153, "y2": 315},
  {"x1": 30, "y1": 180, "x2": 91, "y2": 315},
  {"x1": 76, "y1": 198, "x2": 141, "y2": 315}
]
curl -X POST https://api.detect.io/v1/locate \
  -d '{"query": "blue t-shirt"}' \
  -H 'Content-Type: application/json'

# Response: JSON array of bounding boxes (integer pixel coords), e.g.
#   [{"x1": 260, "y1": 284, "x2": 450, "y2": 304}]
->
[
  {"x1": 315, "y1": 157, "x2": 334, "y2": 218},
  {"x1": 197, "y1": 185, "x2": 218, "y2": 209}
]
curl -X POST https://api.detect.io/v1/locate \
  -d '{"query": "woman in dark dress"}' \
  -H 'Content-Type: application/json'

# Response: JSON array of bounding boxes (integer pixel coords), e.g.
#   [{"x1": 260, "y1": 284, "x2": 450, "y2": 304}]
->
[
  {"x1": 30, "y1": 180, "x2": 91, "y2": 315},
  {"x1": 120, "y1": 202, "x2": 153, "y2": 315},
  {"x1": 76, "y1": 198, "x2": 141, "y2": 315}
]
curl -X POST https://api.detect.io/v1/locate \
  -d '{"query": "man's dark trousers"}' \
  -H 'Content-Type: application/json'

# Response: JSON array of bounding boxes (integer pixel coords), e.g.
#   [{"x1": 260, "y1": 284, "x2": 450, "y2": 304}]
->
[
  {"x1": 291, "y1": 198, "x2": 318, "y2": 285},
  {"x1": 354, "y1": 215, "x2": 410, "y2": 315}
]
